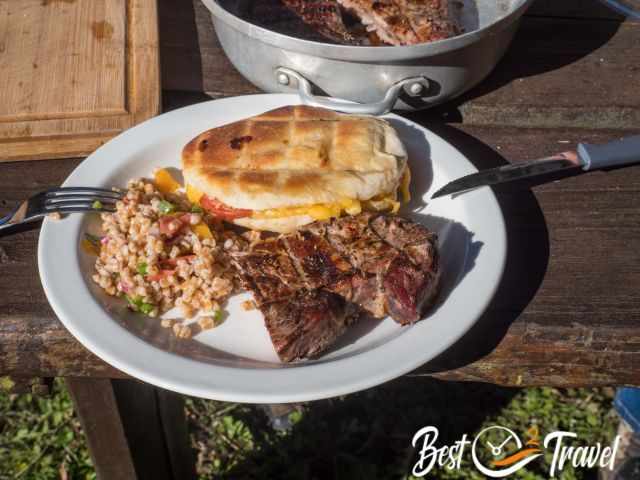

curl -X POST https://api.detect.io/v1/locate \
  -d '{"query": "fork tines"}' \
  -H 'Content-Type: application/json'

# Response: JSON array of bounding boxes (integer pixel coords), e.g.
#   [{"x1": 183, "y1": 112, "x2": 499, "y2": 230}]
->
[
  {"x1": 46, "y1": 187, "x2": 124, "y2": 198},
  {"x1": 44, "y1": 187, "x2": 123, "y2": 214}
]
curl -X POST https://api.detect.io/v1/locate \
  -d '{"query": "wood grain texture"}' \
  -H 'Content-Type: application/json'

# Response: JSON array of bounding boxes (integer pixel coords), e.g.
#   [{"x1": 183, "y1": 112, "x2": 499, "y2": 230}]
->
[
  {"x1": 66, "y1": 378, "x2": 139, "y2": 480},
  {"x1": 527, "y1": 0, "x2": 632, "y2": 20},
  {"x1": 159, "y1": 0, "x2": 639, "y2": 130},
  {"x1": 450, "y1": 19, "x2": 640, "y2": 129},
  {"x1": 0, "y1": 0, "x2": 160, "y2": 162},
  {"x1": 109, "y1": 379, "x2": 195, "y2": 480},
  {"x1": 407, "y1": 124, "x2": 640, "y2": 386},
  {"x1": 1, "y1": 123, "x2": 639, "y2": 387},
  {"x1": 157, "y1": 388, "x2": 197, "y2": 480},
  {"x1": 67, "y1": 379, "x2": 195, "y2": 479},
  {"x1": 1, "y1": 0, "x2": 639, "y2": 388},
  {"x1": 0, "y1": 0, "x2": 126, "y2": 121}
]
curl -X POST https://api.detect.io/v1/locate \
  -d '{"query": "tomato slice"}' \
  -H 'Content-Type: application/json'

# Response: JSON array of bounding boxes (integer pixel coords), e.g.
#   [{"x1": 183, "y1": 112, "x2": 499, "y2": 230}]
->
[
  {"x1": 200, "y1": 195, "x2": 252, "y2": 220},
  {"x1": 146, "y1": 256, "x2": 197, "y2": 281},
  {"x1": 158, "y1": 215, "x2": 186, "y2": 237},
  {"x1": 146, "y1": 269, "x2": 175, "y2": 282},
  {"x1": 159, "y1": 255, "x2": 196, "y2": 269}
]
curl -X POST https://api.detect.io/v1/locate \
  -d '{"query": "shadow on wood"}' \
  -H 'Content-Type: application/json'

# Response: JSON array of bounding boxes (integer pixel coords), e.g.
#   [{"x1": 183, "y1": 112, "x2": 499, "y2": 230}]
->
[
  {"x1": 401, "y1": 122, "x2": 550, "y2": 373},
  {"x1": 423, "y1": 1, "x2": 624, "y2": 123},
  {"x1": 159, "y1": 0, "x2": 204, "y2": 93},
  {"x1": 66, "y1": 378, "x2": 196, "y2": 480}
]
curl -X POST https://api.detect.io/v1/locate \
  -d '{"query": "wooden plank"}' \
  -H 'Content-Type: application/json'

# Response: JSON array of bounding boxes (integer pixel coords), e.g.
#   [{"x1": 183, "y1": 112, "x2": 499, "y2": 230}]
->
[
  {"x1": 526, "y1": 0, "x2": 631, "y2": 20},
  {"x1": 450, "y1": 18, "x2": 640, "y2": 129},
  {"x1": 0, "y1": 0, "x2": 160, "y2": 162},
  {"x1": 66, "y1": 378, "x2": 138, "y2": 480},
  {"x1": 0, "y1": 0, "x2": 126, "y2": 121},
  {"x1": 159, "y1": 0, "x2": 268, "y2": 95},
  {"x1": 160, "y1": 0, "x2": 640, "y2": 130},
  {"x1": 157, "y1": 388, "x2": 197, "y2": 480},
  {"x1": 0, "y1": 133, "x2": 116, "y2": 162},
  {"x1": 1, "y1": 121, "x2": 640, "y2": 387},
  {"x1": 407, "y1": 123, "x2": 640, "y2": 386},
  {"x1": 66, "y1": 378, "x2": 196, "y2": 480},
  {"x1": 109, "y1": 380, "x2": 183, "y2": 480}
]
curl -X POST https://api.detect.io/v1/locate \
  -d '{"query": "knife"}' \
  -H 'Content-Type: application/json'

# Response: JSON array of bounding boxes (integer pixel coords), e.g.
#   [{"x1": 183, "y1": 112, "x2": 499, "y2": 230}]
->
[{"x1": 431, "y1": 135, "x2": 640, "y2": 199}]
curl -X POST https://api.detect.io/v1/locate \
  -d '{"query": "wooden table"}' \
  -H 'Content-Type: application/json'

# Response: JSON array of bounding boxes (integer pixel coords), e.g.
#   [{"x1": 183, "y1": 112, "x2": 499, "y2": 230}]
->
[{"x1": 1, "y1": 0, "x2": 639, "y2": 478}]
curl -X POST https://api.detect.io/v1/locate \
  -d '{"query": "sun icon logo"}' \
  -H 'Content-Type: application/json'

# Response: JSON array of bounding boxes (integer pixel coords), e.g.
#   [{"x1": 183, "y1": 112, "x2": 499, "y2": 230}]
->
[{"x1": 471, "y1": 425, "x2": 544, "y2": 478}]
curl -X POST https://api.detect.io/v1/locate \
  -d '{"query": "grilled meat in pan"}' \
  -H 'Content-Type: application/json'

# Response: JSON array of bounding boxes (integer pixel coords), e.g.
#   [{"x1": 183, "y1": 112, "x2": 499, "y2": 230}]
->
[
  {"x1": 231, "y1": 213, "x2": 440, "y2": 361},
  {"x1": 394, "y1": 0, "x2": 459, "y2": 43},
  {"x1": 278, "y1": 0, "x2": 459, "y2": 45},
  {"x1": 336, "y1": 0, "x2": 458, "y2": 45},
  {"x1": 279, "y1": 0, "x2": 357, "y2": 43}
]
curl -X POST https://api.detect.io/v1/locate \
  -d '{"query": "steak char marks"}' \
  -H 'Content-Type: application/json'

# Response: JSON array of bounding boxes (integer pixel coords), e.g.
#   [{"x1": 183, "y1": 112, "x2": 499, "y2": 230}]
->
[
  {"x1": 231, "y1": 213, "x2": 439, "y2": 361},
  {"x1": 261, "y1": 289, "x2": 360, "y2": 362},
  {"x1": 279, "y1": 0, "x2": 356, "y2": 43}
]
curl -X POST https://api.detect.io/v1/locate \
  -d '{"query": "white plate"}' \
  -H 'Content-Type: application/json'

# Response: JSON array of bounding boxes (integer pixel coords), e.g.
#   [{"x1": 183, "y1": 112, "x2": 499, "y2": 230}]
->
[{"x1": 38, "y1": 94, "x2": 506, "y2": 403}]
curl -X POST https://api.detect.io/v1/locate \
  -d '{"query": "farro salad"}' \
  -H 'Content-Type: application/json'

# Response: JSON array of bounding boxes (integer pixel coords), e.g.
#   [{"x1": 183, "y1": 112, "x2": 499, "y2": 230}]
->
[{"x1": 88, "y1": 169, "x2": 245, "y2": 338}]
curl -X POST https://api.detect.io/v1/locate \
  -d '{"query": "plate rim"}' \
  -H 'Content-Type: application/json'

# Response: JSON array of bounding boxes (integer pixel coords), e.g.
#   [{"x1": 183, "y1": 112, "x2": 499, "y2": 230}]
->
[{"x1": 38, "y1": 94, "x2": 507, "y2": 403}]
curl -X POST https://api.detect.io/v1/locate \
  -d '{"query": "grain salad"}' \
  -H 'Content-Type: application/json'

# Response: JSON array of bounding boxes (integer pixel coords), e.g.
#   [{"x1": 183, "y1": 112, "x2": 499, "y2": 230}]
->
[{"x1": 91, "y1": 177, "x2": 240, "y2": 333}]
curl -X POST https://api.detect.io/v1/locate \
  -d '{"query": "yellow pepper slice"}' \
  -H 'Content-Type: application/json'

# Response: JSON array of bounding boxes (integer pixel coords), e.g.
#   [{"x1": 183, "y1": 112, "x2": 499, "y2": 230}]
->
[
  {"x1": 192, "y1": 222, "x2": 213, "y2": 239},
  {"x1": 154, "y1": 168, "x2": 181, "y2": 194},
  {"x1": 399, "y1": 166, "x2": 411, "y2": 203},
  {"x1": 186, "y1": 184, "x2": 204, "y2": 204},
  {"x1": 81, "y1": 239, "x2": 100, "y2": 255}
]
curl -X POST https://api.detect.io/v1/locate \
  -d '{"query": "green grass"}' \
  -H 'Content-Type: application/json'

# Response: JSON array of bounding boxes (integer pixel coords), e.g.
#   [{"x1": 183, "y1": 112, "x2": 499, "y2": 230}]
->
[
  {"x1": 0, "y1": 378, "x2": 617, "y2": 479},
  {"x1": 0, "y1": 380, "x2": 94, "y2": 480}
]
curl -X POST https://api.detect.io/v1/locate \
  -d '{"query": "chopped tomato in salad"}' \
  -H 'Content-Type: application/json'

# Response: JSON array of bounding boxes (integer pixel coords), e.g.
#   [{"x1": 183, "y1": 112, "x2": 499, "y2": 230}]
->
[
  {"x1": 146, "y1": 270, "x2": 175, "y2": 282},
  {"x1": 160, "y1": 255, "x2": 196, "y2": 268},
  {"x1": 158, "y1": 214, "x2": 186, "y2": 237},
  {"x1": 146, "y1": 256, "x2": 197, "y2": 282},
  {"x1": 158, "y1": 213, "x2": 197, "y2": 237},
  {"x1": 200, "y1": 195, "x2": 252, "y2": 220}
]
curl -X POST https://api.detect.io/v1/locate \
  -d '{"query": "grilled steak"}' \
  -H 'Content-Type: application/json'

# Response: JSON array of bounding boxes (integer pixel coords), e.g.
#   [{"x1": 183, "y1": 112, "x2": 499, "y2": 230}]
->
[
  {"x1": 314, "y1": 213, "x2": 439, "y2": 323},
  {"x1": 336, "y1": 0, "x2": 459, "y2": 45},
  {"x1": 370, "y1": 214, "x2": 438, "y2": 268},
  {"x1": 280, "y1": 0, "x2": 357, "y2": 43},
  {"x1": 262, "y1": 289, "x2": 360, "y2": 362},
  {"x1": 370, "y1": 214, "x2": 440, "y2": 323},
  {"x1": 283, "y1": 230, "x2": 353, "y2": 290},
  {"x1": 231, "y1": 213, "x2": 439, "y2": 361},
  {"x1": 230, "y1": 238, "x2": 305, "y2": 306}
]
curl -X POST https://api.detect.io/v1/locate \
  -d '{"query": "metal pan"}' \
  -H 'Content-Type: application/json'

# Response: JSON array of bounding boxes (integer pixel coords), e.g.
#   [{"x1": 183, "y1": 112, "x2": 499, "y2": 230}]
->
[{"x1": 202, "y1": 0, "x2": 535, "y2": 114}]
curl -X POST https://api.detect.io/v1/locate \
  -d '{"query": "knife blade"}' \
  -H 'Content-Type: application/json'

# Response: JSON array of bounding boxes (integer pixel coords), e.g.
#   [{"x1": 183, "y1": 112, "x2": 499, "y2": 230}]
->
[
  {"x1": 431, "y1": 135, "x2": 640, "y2": 199},
  {"x1": 431, "y1": 152, "x2": 582, "y2": 199}
]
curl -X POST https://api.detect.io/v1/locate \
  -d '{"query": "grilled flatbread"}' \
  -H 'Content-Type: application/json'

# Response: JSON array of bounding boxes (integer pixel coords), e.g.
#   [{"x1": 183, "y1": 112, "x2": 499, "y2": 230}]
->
[{"x1": 182, "y1": 105, "x2": 408, "y2": 232}]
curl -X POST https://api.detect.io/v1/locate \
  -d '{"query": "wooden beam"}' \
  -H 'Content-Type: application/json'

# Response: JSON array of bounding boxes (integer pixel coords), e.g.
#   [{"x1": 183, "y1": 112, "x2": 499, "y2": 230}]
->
[
  {"x1": 66, "y1": 378, "x2": 138, "y2": 480},
  {"x1": 66, "y1": 378, "x2": 195, "y2": 480}
]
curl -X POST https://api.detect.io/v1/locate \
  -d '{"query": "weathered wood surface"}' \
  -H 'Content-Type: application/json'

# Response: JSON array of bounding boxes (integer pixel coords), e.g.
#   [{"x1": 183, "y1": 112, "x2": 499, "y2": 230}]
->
[
  {"x1": 66, "y1": 378, "x2": 196, "y2": 479},
  {"x1": 66, "y1": 379, "x2": 139, "y2": 479},
  {"x1": 0, "y1": 0, "x2": 639, "y2": 388},
  {"x1": 0, "y1": 0, "x2": 161, "y2": 161},
  {"x1": 1, "y1": 124, "x2": 639, "y2": 387},
  {"x1": 411, "y1": 124, "x2": 640, "y2": 386},
  {"x1": 159, "y1": 0, "x2": 640, "y2": 129}
]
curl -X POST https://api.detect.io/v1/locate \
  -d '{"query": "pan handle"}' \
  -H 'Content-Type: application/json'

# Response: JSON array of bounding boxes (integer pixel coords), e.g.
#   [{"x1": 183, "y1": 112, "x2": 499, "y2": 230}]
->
[{"x1": 275, "y1": 67, "x2": 429, "y2": 116}]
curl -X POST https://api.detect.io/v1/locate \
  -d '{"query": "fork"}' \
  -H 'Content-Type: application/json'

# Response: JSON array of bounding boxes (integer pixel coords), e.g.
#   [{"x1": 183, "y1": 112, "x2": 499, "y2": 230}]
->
[{"x1": 0, "y1": 187, "x2": 124, "y2": 232}]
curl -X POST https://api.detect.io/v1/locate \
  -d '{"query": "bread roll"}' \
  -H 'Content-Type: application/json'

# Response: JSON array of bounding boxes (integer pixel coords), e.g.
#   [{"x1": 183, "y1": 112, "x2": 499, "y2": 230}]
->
[{"x1": 182, "y1": 105, "x2": 407, "y2": 231}]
